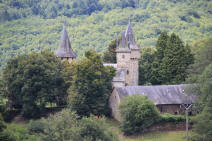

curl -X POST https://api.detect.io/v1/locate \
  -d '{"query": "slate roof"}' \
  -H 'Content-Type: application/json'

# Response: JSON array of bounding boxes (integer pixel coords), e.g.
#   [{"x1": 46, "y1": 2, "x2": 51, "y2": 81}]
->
[
  {"x1": 55, "y1": 26, "x2": 77, "y2": 58},
  {"x1": 116, "y1": 32, "x2": 131, "y2": 52},
  {"x1": 115, "y1": 84, "x2": 196, "y2": 105},
  {"x1": 117, "y1": 20, "x2": 139, "y2": 51},
  {"x1": 125, "y1": 20, "x2": 136, "y2": 45}
]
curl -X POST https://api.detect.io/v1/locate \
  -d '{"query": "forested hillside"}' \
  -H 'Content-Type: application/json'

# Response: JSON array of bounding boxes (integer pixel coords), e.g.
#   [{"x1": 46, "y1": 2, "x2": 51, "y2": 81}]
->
[{"x1": 0, "y1": 0, "x2": 212, "y2": 68}]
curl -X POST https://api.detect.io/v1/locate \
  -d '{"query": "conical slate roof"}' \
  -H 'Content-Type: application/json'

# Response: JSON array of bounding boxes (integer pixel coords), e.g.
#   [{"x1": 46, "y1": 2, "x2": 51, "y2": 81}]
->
[
  {"x1": 116, "y1": 32, "x2": 131, "y2": 53},
  {"x1": 55, "y1": 26, "x2": 77, "y2": 58},
  {"x1": 125, "y1": 20, "x2": 136, "y2": 45}
]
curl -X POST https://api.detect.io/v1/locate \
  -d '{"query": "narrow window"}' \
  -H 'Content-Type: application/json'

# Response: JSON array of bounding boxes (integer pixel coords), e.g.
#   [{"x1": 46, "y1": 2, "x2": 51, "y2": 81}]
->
[{"x1": 122, "y1": 55, "x2": 125, "y2": 59}]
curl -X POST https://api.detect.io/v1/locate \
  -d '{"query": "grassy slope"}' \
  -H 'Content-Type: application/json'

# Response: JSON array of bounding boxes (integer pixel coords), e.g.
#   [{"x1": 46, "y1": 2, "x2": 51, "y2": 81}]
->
[
  {"x1": 122, "y1": 131, "x2": 185, "y2": 141},
  {"x1": 105, "y1": 118, "x2": 186, "y2": 141},
  {"x1": 0, "y1": 0, "x2": 212, "y2": 69},
  {"x1": 8, "y1": 117, "x2": 187, "y2": 141}
]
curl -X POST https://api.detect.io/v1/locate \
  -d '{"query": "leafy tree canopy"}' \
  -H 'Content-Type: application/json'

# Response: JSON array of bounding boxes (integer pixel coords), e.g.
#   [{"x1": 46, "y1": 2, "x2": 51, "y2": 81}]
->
[
  {"x1": 139, "y1": 46, "x2": 156, "y2": 85},
  {"x1": 69, "y1": 50, "x2": 115, "y2": 117},
  {"x1": 103, "y1": 38, "x2": 120, "y2": 63},
  {"x1": 2, "y1": 51, "x2": 69, "y2": 118},
  {"x1": 28, "y1": 109, "x2": 119, "y2": 141},
  {"x1": 191, "y1": 64, "x2": 212, "y2": 141},
  {"x1": 119, "y1": 95, "x2": 160, "y2": 135},
  {"x1": 0, "y1": 1, "x2": 211, "y2": 69},
  {"x1": 187, "y1": 37, "x2": 212, "y2": 83}
]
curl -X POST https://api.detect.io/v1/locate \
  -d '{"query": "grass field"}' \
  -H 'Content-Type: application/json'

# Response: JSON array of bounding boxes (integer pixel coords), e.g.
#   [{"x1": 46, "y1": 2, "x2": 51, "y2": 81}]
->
[
  {"x1": 105, "y1": 118, "x2": 187, "y2": 141},
  {"x1": 9, "y1": 116, "x2": 188, "y2": 141},
  {"x1": 121, "y1": 131, "x2": 186, "y2": 141}
]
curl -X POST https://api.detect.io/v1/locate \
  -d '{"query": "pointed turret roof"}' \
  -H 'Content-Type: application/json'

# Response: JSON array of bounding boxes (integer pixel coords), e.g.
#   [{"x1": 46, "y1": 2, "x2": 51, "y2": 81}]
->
[
  {"x1": 55, "y1": 26, "x2": 77, "y2": 58},
  {"x1": 116, "y1": 32, "x2": 131, "y2": 53},
  {"x1": 125, "y1": 20, "x2": 136, "y2": 45}
]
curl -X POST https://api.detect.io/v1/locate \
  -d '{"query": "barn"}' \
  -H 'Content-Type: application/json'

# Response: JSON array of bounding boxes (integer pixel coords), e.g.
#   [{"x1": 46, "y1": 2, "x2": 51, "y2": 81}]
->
[{"x1": 109, "y1": 84, "x2": 196, "y2": 121}]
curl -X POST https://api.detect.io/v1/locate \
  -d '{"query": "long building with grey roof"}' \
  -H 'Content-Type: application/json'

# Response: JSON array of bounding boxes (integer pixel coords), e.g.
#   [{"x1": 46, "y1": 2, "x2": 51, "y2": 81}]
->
[{"x1": 108, "y1": 21, "x2": 196, "y2": 121}]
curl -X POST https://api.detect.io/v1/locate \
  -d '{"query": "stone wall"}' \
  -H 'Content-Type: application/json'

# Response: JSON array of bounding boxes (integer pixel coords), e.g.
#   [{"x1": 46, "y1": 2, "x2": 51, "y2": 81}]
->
[
  {"x1": 116, "y1": 52, "x2": 131, "y2": 69},
  {"x1": 109, "y1": 89, "x2": 121, "y2": 121},
  {"x1": 129, "y1": 59, "x2": 139, "y2": 85},
  {"x1": 112, "y1": 81, "x2": 125, "y2": 87},
  {"x1": 142, "y1": 122, "x2": 192, "y2": 133}
]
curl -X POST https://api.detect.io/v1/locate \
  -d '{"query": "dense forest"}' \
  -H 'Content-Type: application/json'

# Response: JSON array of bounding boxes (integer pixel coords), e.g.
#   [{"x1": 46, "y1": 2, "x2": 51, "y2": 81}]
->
[
  {"x1": 0, "y1": 0, "x2": 212, "y2": 69},
  {"x1": 0, "y1": 0, "x2": 212, "y2": 138}
]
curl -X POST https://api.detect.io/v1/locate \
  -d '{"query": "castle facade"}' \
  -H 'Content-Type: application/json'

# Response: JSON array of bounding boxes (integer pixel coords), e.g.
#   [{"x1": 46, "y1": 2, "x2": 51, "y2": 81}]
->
[{"x1": 55, "y1": 22, "x2": 196, "y2": 122}]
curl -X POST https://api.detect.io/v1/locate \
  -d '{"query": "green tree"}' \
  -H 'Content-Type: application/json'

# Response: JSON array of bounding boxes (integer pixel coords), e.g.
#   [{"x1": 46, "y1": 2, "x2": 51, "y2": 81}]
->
[
  {"x1": 150, "y1": 31, "x2": 169, "y2": 84},
  {"x1": 79, "y1": 116, "x2": 119, "y2": 141},
  {"x1": 69, "y1": 50, "x2": 115, "y2": 117},
  {"x1": 151, "y1": 32, "x2": 194, "y2": 84},
  {"x1": 40, "y1": 109, "x2": 80, "y2": 141},
  {"x1": 139, "y1": 46, "x2": 156, "y2": 85},
  {"x1": 192, "y1": 102, "x2": 212, "y2": 141},
  {"x1": 190, "y1": 64, "x2": 212, "y2": 141},
  {"x1": 0, "y1": 114, "x2": 10, "y2": 141},
  {"x1": 30, "y1": 109, "x2": 119, "y2": 141},
  {"x1": 103, "y1": 38, "x2": 119, "y2": 63},
  {"x1": 187, "y1": 37, "x2": 212, "y2": 83},
  {"x1": 119, "y1": 95, "x2": 160, "y2": 135},
  {"x1": 2, "y1": 51, "x2": 68, "y2": 118},
  {"x1": 197, "y1": 63, "x2": 212, "y2": 109},
  {"x1": 162, "y1": 33, "x2": 194, "y2": 84}
]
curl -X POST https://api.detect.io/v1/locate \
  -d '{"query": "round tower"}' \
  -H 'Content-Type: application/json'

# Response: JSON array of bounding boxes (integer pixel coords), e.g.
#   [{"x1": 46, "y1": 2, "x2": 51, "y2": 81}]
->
[{"x1": 55, "y1": 26, "x2": 77, "y2": 63}]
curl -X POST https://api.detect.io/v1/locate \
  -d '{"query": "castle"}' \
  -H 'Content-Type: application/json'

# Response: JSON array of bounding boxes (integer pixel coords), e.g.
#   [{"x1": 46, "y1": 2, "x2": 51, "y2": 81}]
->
[
  {"x1": 106, "y1": 20, "x2": 141, "y2": 87},
  {"x1": 55, "y1": 22, "x2": 195, "y2": 121},
  {"x1": 54, "y1": 21, "x2": 141, "y2": 87}
]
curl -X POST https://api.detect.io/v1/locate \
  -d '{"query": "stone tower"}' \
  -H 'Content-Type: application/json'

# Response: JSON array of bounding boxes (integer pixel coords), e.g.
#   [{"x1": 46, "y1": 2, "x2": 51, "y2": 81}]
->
[
  {"x1": 55, "y1": 26, "x2": 77, "y2": 63},
  {"x1": 116, "y1": 20, "x2": 140, "y2": 86}
]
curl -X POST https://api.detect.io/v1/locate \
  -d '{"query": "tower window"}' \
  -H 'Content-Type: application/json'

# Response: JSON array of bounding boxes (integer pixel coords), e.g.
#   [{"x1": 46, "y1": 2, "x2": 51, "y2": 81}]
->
[{"x1": 122, "y1": 55, "x2": 125, "y2": 59}]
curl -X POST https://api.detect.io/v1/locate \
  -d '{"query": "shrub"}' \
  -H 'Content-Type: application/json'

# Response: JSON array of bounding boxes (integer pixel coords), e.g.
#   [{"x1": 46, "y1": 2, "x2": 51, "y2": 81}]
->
[
  {"x1": 159, "y1": 113, "x2": 186, "y2": 123},
  {"x1": 39, "y1": 109, "x2": 80, "y2": 141},
  {"x1": 79, "y1": 116, "x2": 119, "y2": 141},
  {"x1": 119, "y1": 95, "x2": 160, "y2": 135},
  {"x1": 191, "y1": 101, "x2": 212, "y2": 141},
  {"x1": 37, "y1": 109, "x2": 119, "y2": 141},
  {"x1": 2, "y1": 123, "x2": 39, "y2": 141},
  {"x1": 27, "y1": 120, "x2": 45, "y2": 135}
]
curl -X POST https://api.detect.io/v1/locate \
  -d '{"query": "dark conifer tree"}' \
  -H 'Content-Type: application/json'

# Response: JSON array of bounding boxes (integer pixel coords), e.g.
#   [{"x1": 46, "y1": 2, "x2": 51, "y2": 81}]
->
[
  {"x1": 103, "y1": 38, "x2": 120, "y2": 63},
  {"x1": 150, "y1": 32, "x2": 194, "y2": 84},
  {"x1": 150, "y1": 31, "x2": 169, "y2": 84}
]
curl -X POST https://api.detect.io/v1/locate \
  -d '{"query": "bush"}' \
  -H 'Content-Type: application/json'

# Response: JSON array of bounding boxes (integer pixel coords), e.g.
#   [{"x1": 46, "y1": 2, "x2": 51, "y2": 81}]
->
[
  {"x1": 119, "y1": 95, "x2": 160, "y2": 135},
  {"x1": 191, "y1": 101, "x2": 212, "y2": 141},
  {"x1": 27, "y1": 120, "x2": 45, "y2": 135},
  {"x1": 37, "y1": 109, "x2": 119, "y2": 141},
  {"x1": 159, "y1": 113, "x2": 186, "y2": 123},
  {"x1": 79, "y1": 116, "x2": 119, "y2": 141},
  {"x1": 39, "y1": 109, "x2": 80, "y2": 141},
  {"x1": 1, "y1": 123, "x2": 39, "y2": 141}
]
